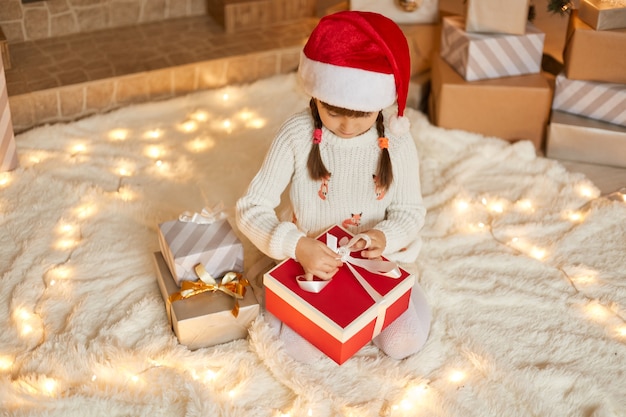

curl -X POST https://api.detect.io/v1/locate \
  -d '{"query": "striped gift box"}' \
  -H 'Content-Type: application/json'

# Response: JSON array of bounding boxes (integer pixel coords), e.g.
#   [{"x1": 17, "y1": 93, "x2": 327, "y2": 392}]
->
[
  {"x1": 1, "y1": 55, "x2": 18, "y2": 172},
  {"x1": 441, "y1": 16, "x2": 545, "y2": 82},
  {"x1": 553, "y1": 73, "x2": 626, "y2": 127},
  {"x1": 158, "y1": 218, "x2": 244, "y2": 286}
]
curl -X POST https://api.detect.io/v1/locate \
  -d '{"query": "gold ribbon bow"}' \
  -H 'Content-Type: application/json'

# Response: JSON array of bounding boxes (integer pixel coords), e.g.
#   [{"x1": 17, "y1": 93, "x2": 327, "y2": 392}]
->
[{"x1": 168, "y1": 264, "x2": 249, "y2": 317}]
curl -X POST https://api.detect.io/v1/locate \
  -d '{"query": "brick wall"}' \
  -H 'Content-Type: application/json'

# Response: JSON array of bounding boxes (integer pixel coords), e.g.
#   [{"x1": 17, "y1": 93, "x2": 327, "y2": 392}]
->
[{"x1": 0, "y1": 0, "x2": 207, "y2": 43}]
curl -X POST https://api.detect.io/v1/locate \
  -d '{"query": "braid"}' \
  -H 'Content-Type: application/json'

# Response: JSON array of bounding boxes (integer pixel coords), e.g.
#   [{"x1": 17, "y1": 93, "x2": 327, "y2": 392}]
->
[
  {"x1": 375, "y1": 112, "x2": 393, "y2": 191},
  {"x1": 307, "y1": 98, "x2": 331, "y2": 180}
]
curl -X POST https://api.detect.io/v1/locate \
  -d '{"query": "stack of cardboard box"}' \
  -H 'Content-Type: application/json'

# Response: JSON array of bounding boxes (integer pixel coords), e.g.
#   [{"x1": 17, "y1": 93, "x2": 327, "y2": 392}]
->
[
  {"x1": 429, "y1": 0, "x2": 553, "y2": 152},
  {"x1": 546, "y1": 1, "x2": 626, "y2": 168}
]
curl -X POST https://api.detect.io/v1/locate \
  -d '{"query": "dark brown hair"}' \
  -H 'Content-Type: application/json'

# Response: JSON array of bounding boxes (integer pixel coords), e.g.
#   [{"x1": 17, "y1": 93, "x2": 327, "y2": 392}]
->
[{"x1": 307, "y1": 98, "x2": 393, "y2": 191}]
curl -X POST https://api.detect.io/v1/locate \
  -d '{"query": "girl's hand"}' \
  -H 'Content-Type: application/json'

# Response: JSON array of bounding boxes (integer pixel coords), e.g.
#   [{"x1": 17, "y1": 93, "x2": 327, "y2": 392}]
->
[
  {"x1": 295, "y1": 237, "x2": 343, "y2": 281},
  {"x1": 350, "y1": 229, "x2": 386, "y2": 259}
]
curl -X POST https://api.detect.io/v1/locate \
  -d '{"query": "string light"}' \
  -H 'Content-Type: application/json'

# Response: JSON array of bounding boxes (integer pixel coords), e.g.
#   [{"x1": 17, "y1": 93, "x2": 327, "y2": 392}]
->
[
  {"x1": 145, "y1": 145, "x2": 163, "y2": 159},
  {"x1": 108, "y1": 128, "x2": 129, "y2": 141},
  {"x1": 185, "y1": 137, "x2": 214, "y2": 153},
  {"x1": 190, "y1": 110, "x2": 210, "y2": 122},
  {"x1": 0, "y1": 173, "x2": 11, "y2": 187},
  {"x1": 586, "y1": 303, "x2": 610, "y2": 322},
  {"x1": 42, "y1": 378, "x2": 58, "y2": 396},
  {"x1": 143, "y1": 128, "x2": 163, "y2": 139},
  {"x1": 0, "y1": 355, "x2": 14, "y2": 371},
  {"x1": 515, "y1": 198, "x2": 534, "y2": 212},
  {"x1": 117, "y1": 185, "x2": 135, "y2": 201},
  {"x1": 179, "y1": 120, "x2": 198, "y2": 133},
  {"x1": 74, "y1": 203, "x2": 97, "y2": 219},
  {"x1": 69, "y1": 143, "x2": 87, "y2": 155},
  {"x1": 448, "y1": 370, "x2": 466, "y2": 383}
]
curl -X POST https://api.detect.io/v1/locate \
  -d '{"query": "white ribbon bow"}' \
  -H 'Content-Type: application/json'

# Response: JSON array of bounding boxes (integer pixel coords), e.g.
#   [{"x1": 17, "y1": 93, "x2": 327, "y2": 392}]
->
[
  {"x1": 178, "y1": 202, "x2": 227, "y2": 224},
  {"x1": 297, "y1": 233, "x2": 402, "y2": 296}
]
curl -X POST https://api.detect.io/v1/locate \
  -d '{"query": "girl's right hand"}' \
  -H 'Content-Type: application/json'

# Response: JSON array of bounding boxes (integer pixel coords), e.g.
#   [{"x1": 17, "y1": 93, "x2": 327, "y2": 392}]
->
[{"x1": 295, "y1": 237, "x2": 343, "y2": 281}]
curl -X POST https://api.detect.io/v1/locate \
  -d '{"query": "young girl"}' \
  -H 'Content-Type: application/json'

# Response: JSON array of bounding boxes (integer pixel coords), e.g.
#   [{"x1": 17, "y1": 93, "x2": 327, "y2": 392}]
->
[{"x1": 236, "y1": 10, "x2": 430, "y2": 363}]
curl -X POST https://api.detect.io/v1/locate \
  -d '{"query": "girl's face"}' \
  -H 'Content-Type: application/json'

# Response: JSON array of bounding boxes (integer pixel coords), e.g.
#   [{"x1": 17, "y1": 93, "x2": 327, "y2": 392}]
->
[{"x1": 315, "y1": 100, "x2": 379, "y2": 139}]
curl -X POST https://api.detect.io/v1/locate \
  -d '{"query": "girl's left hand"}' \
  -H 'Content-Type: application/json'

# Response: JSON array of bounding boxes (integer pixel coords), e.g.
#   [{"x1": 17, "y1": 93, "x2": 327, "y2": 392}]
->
[{"x1": 351, "y1": 229, "x2": 386, "y2": 259}]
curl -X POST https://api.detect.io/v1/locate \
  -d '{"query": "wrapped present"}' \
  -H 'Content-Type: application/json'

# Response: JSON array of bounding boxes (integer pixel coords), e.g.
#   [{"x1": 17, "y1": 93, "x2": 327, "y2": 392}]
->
[
  {"x1": 429, "y1": 55, "x2": 552, "y2": 151},
  {"x1": 1, "y1": 53, "x2": 18, "y2": 172},
  {"x1": 158, "y1": 207, "x2": 244, "y2": 286},
  {"x1": 440, "y1": 16, "x2": 545, "y2": 82},
  {"x1": 264, "y1": 225, "x2": 415, "y2": 365},
  {"x1": 579, "y1": 0, "x2": 626, "y2": 30},
  {"x1": 350, "y1": 0, "x2": 439, "y2": 24},
  {"x1": 402, "y1": 23, "x2": 439, "y2": 76},
  {"x1": 553, "y1": 72, "x2": 626, "y2": 127},
  {"x1": 153, "y1": 251, "x2": 259, "y2": 349},
  {"x1": 546, "y1": 110, "x2": 626, "y2": 168},
  {"x1": 465, "y1": 0, "x2": 530, "y2": 35},
  {"x1": 563, "y1": 10, "x2": 626, "y2": 84}
]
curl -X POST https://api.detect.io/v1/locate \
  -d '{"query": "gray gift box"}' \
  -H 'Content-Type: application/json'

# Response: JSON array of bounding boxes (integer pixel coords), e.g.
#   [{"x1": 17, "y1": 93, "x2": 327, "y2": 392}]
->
[
  {"x1": 546, "y1": 110, "x2": 626, "y2": 168},
  {"x1": 153, "y1": 251, "x2": 259, "y2": 350},
  {"x1": 158, "y1": 217, "x2": 244, "y2": 286}
]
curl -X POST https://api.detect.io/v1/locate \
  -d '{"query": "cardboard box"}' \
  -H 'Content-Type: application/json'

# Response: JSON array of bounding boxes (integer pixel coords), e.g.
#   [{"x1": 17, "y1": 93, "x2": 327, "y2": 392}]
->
[
  {"x1": 207, "y1": 0, "x2": 316, "y2": 33},
  {"x1": 264, "y1": 225, "x2": 415, "y2": 365},
  {"x1": 441, "y1": 16, "x2": 544, "y2": 81},
  {"x1": 465, "y1": 0, "x2": 530, "y2": 35},
  {"x1": 563, "y1": 10, "x2": 626, "y2": 84},
  {"x1": 553, "y1": 72, "x2": 626, "y2": 127},
  {"x1": 429, "y1": 55, "x2": 552, "y2": 151},
  {"x1": 579, "y1": 0, "x2": 626, "y2": 30},
  {"x1": 402, "y1": 23, "x2": 439, "y2": 76},
  {"x1": 1, "y1": 54, "x2": 18, "y2": 172},
  {"x1": 350, "y1": 0, "x2": 439, "y2": 24},
  {"x1": 158, "y1": 217, "x2": 244, "y2": 286},
  {"x1": 546, "y1": 110, "x2": 626, "y2": 168},
  {"x1": 154, "y1": 251, "x2": 259, "y2": 350}
]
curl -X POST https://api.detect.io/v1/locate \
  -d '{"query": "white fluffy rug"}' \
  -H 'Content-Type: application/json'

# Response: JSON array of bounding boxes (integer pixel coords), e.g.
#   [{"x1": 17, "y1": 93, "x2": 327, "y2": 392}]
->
[{"x1": 2, "y1": 73, "x2": 626, "y2": 417}]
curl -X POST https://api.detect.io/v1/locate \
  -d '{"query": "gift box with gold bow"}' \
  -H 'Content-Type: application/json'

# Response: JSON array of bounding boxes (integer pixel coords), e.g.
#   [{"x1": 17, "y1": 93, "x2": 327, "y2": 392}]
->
[
  {"x1": 263, "y1": 225, "x2": 415, "y2": 365},
  {"x1": 157, "y1": 206, "x2": 244, "y2": 286},
  {"x1": 153, "y1": 251, "x2": 259, "y2": 349}
]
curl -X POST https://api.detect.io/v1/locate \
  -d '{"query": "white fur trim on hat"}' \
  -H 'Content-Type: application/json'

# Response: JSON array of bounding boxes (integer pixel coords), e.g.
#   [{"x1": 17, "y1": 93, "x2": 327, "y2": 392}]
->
[
  {"x1": 389, "y1": 114, "x2": 410, "y2": 135},
  {"x1": 298, "y1": 52, "x2": 396, "y2": 112}
]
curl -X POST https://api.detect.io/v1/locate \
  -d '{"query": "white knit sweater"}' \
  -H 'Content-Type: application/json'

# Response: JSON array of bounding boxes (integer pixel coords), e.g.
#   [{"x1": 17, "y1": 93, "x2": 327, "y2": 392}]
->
[{"x1": 236, "y1": 109, "x2": 426, "y2": 264}]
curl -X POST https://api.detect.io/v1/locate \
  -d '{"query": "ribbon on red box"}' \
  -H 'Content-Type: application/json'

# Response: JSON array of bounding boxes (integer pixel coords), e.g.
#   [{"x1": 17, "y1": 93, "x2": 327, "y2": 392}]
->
[
  {"x1": 297, "y1": 232, "x2": 404, "y2": 337},
  {"x1": 297, "y1": 233, "x2": 402, "y2": 297}
]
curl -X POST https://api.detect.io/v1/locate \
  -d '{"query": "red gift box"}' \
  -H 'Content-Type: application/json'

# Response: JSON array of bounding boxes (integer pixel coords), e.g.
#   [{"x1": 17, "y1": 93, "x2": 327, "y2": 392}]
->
[{"x1": 263, "y1": 225, "x2": 415, "y2": 365}]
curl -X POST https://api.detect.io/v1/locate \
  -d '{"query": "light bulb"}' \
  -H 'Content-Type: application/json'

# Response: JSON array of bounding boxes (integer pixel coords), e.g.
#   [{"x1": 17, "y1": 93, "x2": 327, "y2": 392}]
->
[{"x1": 449, "y1": 370, "x2": 466, "y2": 383}]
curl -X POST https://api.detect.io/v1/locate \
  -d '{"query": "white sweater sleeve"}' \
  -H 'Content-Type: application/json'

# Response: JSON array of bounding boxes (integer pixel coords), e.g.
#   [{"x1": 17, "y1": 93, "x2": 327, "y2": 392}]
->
[{"x1": 236, "y1": 114, "x2": 308, "y2": 261}]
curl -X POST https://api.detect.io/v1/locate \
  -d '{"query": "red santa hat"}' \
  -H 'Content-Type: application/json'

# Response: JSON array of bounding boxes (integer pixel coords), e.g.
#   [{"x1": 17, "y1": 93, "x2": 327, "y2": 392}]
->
[{"x1": 298, "y1": 11, "x2": 411, "y2": 134}]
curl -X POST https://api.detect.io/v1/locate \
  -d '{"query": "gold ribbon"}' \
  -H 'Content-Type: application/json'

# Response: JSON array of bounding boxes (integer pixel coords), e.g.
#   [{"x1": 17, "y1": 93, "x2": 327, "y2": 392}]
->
[{"x1": 168, "y1": 264, "x2": 249, "y2": 317}]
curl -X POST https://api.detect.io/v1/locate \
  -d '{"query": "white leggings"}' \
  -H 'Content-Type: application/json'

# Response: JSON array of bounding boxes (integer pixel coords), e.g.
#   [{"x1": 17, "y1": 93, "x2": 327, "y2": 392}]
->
[{"x1": 266, "y1": 282, "x2": 431, "y2": 363}]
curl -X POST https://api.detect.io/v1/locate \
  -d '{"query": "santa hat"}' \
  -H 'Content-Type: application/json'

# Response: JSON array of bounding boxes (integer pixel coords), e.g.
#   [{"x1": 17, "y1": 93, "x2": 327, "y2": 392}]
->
[{"x1": 298, "y1": 11, "x2": 411, "y2": 134}]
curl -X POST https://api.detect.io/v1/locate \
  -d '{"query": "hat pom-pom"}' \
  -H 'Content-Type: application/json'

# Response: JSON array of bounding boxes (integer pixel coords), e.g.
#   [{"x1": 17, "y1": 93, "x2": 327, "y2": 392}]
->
[{"x1": 389, "y1": 114, "x2": 410, "y2": 136}]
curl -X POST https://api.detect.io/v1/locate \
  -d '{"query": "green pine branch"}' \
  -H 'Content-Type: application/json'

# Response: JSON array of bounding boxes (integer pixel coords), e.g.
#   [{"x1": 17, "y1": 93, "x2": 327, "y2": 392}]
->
[{"x1": 547, "y1": 0, "x2": 574, "y2": 15}]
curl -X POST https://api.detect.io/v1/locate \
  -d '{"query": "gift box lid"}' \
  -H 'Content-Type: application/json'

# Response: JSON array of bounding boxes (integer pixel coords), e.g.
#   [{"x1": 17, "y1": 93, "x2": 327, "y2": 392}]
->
[{"x1": 264, "y1": 225, "x2": 414, "y2": 341}]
